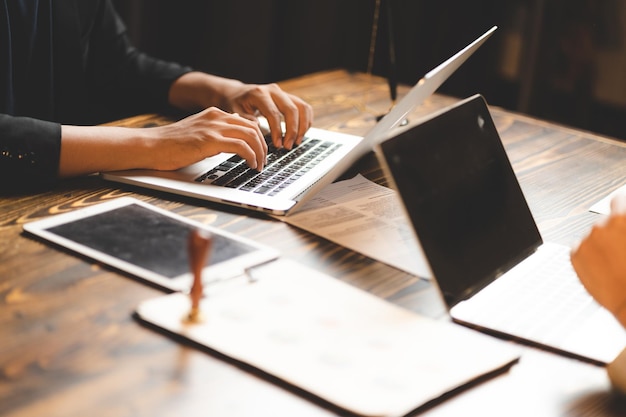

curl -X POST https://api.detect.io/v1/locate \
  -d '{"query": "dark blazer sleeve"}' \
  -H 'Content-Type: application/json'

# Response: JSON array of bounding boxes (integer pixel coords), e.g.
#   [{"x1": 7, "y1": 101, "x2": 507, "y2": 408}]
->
[
  {"x1": 0, "y1": 114, "x2": 61, "y2": 193},
  {"x1": 83, "y1": 0, "x2": 193, "y2": 121},
  {"x1": 0, "y1": 0, "x2": 194, "y2": 193}
]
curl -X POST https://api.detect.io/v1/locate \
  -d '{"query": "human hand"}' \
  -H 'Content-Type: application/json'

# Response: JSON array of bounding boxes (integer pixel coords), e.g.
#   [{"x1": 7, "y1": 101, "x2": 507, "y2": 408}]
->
[
  {"x1": 169, "y1": 72, "x2": 313, "y2": 151},
  {"x1": 149, "y1": 107, "x2": 267, "y2": 171},
  {"x1": 571, "y1": 193, "x2": 626, "y2": 328},
  {"x1": 221, "y1": 82, "x2": 313, "y2": 151}
]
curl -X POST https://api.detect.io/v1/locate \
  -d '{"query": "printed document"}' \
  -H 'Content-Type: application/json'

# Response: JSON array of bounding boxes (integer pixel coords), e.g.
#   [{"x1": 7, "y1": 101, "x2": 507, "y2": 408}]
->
[{"x1": 279, "y1": 175, "x2": 431, "y2": 278}]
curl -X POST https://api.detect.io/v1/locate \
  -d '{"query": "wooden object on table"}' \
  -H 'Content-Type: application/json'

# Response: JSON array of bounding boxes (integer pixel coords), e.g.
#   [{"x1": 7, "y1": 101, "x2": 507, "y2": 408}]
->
[{"x1": 185, "y1": 229, "x2": 212, "y2": 324}]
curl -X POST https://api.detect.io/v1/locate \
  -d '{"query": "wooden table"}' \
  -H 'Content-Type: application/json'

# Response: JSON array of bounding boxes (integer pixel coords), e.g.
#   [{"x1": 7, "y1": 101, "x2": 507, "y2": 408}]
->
[{"x1": 2, "y1": 70, "x2": 626, "y2": 416}]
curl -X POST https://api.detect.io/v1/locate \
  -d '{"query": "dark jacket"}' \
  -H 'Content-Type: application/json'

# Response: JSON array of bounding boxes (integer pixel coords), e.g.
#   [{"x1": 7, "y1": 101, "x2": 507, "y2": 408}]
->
[{"x1": 0, "y1": 0, "x2": 192, "y2": 191}]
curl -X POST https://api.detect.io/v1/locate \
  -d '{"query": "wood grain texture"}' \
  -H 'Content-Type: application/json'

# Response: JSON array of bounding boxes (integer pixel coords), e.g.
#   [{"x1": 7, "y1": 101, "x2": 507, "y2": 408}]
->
[{"x1": 1, "y1": 70, "x2": 624, "y2": 417}]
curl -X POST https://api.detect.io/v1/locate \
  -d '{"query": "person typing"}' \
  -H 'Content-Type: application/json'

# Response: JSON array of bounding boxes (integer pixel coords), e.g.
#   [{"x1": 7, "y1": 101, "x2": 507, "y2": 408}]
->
[{"x1": 0, "y1": 0, "x2": 312, "y2": 192}]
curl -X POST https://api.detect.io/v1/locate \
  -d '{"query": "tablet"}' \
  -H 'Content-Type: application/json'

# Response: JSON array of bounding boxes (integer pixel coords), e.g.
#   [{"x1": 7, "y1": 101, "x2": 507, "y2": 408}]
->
[{"x1": 23, "y1": 197, "x2": 280, "y2": 291}]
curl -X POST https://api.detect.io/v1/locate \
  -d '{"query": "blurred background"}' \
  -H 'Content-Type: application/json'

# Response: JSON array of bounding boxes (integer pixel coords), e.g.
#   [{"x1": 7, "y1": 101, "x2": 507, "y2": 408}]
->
[{"x1": 112, "y1": 0, "x2": 626, "y2": 141}]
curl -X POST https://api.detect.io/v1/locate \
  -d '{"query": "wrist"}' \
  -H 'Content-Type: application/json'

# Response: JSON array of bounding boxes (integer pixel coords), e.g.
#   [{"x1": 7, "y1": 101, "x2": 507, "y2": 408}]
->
[
  {"x1": 169, "y1": 72, "x2": 243, "y2": 111},
  {"x1": 60, "y1": 125, "x2": 154, "y2": 177}
]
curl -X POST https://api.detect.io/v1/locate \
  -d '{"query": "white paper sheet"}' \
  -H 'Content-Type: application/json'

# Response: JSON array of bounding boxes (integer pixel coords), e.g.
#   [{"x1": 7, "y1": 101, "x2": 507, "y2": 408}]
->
[
  {"x1": 279, "y1": 175, "x2": 432, "y2": 278},
  {"x1": 137, "y1": 259, "x2": 520, "y2": 417}
]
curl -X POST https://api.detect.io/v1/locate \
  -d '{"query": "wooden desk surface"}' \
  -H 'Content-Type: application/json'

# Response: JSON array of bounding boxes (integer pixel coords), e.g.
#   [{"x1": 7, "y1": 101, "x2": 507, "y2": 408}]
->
[{"x1": 2, "y1": 70, "x2": 626, "y2": 416}]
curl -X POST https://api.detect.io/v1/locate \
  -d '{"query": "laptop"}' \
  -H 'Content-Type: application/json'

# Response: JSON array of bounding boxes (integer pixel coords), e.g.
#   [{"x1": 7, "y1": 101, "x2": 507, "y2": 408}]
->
[
  {"x1": 102, "y1": 26, "x2": 497, "y2": 216},
  {"x1": 376, "y1": 94, "x2": 626, "y2": 365}
]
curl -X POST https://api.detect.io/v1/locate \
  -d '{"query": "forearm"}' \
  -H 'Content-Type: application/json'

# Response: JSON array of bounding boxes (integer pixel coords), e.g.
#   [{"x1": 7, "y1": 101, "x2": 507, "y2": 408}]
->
[{"x1": 59, "y1": 125, "x2": 154, "y2": 178}]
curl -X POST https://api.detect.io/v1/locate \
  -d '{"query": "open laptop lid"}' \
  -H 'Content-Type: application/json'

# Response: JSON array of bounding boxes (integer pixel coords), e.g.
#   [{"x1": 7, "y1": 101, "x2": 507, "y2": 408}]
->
[
  {"x1": 288, "y1": 26, "x2": 498, "y2": 212},
  {"x1": 103, "y1": 27, "x2": 497, "y2": 217},
  {"x1": 376, "y1": 94, "x2": 542, "y2": 308}
]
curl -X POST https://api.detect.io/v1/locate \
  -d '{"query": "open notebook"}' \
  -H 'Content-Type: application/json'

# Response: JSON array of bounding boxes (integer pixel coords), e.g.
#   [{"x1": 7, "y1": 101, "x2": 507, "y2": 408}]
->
[
  {"x1": 102, "y1": 27, "x2": 497, "y2": 216},
  {"x1": 136, "y1": 258, "x2": 519, "y2": 417},
  {"x1": 376, "y1": 94, "x2": 626, "y2": 365}
]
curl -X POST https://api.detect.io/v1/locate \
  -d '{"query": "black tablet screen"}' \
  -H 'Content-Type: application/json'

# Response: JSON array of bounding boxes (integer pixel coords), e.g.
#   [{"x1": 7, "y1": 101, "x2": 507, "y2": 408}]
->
[{"x1": 48, "y1": 204, "x2": 256, "y2": 278}]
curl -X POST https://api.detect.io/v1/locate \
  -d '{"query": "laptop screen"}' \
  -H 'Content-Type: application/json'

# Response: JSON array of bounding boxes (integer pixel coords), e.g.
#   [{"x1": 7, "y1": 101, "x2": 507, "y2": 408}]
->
[{"x1": 379, "y1": 95, "x2": 541, "y2": 307}]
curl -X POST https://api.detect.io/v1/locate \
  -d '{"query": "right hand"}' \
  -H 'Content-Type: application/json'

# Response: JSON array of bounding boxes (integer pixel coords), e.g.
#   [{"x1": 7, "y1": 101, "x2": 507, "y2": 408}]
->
[
  {"x1": 149, "y1": 106, "x2": 268, "y2": 171},
  {"x1": 571, "y1": 193, "x2": 626, "y2": 327}
]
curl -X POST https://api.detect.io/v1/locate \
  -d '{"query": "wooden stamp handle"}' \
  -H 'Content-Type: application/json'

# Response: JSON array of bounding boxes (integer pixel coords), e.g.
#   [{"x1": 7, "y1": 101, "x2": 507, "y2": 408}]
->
[{"x1": 187, "y1": 228, "x2": 212, "y2": 322}]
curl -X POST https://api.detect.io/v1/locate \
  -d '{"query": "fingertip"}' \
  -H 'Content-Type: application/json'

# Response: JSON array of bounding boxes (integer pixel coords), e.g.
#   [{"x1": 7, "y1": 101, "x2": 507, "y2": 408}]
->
[
  {"x1": 611, "y1": 193, "x2": 626, "y2": 214},
  {"x1": 246, "y1": 156, "x2": 258, "y2": 170},
  {"x1": 272, "y1": 134, "x2": 283, "y2": 149},
  {"x1": 296, "y1": 125, "x2": 309, "y2": 146},
  {"x1": 283, "y1": 136, "x2": 295, "y2": 151}
]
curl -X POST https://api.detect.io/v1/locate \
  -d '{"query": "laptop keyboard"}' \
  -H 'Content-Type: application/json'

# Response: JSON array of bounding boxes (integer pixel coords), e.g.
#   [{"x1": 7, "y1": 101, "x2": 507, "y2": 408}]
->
[{"x1": 195, "y1": 136, "x2": 342, "y2": 196}]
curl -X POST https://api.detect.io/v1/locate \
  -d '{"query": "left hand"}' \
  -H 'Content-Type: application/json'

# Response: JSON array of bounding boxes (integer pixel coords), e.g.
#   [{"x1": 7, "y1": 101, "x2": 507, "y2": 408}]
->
[
  {"x1": 224, "y1": 82, "x2": 313, "y2": 150},
  {"x1": 169, "y1": 72, "x2": 313, "y2": 151}
]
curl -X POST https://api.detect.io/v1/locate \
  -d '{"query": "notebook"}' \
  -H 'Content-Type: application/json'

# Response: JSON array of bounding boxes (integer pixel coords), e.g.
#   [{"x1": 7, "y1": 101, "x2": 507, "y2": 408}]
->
[
  {"x1": 136, "y1": 258, "x2": 521, "y2": 417},
  {"x1": 376, "y1": 94, "x2": 626, "y2": 365},
  {"x1": 102, "y1": 26, "x2": 497, "y2": 216}
]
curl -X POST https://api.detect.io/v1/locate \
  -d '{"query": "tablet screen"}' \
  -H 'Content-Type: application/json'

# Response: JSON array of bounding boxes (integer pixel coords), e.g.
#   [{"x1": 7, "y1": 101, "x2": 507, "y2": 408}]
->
[{"x1": 47, "y1": 203, "x2": 258, "y2": 279}]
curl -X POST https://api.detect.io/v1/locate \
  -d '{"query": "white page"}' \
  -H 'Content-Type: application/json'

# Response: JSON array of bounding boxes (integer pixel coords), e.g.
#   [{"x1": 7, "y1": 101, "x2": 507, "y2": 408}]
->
[
  {"x1": 137, "y1": 258, "x2": 520, "y2": 417},
  {"x1": 279, "y1": 175, "x2": 431, "y2": 278}
]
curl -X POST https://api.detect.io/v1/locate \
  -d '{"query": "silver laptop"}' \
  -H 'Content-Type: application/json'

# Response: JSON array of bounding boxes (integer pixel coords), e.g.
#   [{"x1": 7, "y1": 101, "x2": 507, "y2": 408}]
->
[
  {"x1": 376, "y1": 94, "x2": 626, "y2": 365},
  {"x1": 103, "y1": 27, "x2": 497, "y2": 216}
]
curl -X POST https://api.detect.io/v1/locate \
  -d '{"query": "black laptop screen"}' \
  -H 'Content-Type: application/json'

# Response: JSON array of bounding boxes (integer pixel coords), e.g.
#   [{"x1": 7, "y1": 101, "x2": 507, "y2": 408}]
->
[{"x1": 380, "y1": 95, "x2": 541, "y2": 307}]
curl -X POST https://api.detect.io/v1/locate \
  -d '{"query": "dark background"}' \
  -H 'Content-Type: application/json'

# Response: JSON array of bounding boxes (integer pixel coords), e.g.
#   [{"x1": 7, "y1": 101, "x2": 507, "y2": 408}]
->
[{"x1": 111, "y1": 0, "x2": 626, "y2": 141}]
